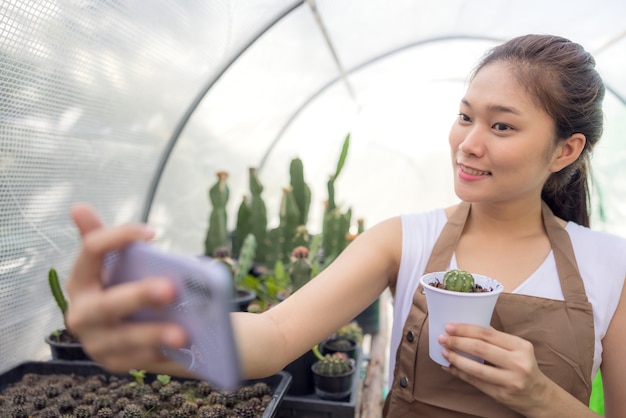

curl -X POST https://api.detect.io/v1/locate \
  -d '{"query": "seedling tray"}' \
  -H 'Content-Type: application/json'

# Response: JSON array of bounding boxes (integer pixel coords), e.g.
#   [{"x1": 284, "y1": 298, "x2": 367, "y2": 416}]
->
[{"x1": 0, "y1": 360, "x2": 291, "y2": 418}]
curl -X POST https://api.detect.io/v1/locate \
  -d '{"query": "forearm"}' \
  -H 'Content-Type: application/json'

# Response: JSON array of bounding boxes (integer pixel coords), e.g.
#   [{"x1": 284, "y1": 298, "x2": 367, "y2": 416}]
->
[
  {"x1": 520, "y1": 378, "x2": 601, "y2": 418},
  {"x1": 231, "y1": 311, "x2": 293, "y2": 379}
]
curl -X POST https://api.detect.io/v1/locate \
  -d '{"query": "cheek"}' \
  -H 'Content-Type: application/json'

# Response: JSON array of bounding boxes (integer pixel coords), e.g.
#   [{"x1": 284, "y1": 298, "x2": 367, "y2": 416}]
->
[{"x1": 448, "y1": 123, "x2": 461, "y2": 149}]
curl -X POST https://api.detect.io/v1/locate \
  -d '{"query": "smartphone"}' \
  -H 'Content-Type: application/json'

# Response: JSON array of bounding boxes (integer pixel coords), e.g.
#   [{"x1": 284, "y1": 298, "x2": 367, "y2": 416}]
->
[{"x1": 103, "y1": 242, "x2": 241, "y2": 390}]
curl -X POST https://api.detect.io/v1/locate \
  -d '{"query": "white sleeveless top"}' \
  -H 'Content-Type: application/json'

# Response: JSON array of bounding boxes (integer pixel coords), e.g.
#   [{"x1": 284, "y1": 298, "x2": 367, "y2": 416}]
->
[{"x1": 390, "y1": 208, "x2": 626, "y2": 384}]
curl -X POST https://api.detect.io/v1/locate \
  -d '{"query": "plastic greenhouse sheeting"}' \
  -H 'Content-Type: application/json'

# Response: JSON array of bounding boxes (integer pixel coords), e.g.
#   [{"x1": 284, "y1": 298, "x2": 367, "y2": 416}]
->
[{"x1": 0, "y1": 0, "x2": 625, "y2": 374}]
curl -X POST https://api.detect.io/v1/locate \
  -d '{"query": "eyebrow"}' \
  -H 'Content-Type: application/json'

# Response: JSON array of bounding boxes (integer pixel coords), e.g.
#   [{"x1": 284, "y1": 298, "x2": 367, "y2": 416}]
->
[{"x1": 461, "y1": 99, "x2": 522, "y2": 116}]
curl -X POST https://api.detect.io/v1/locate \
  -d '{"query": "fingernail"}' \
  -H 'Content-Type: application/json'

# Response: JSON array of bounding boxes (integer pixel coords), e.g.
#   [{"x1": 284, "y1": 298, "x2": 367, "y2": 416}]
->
[
  {"x1": 150, "y1": 279, "x2": 174, "y2": 300},
  {"x1": 141, "y1": 225, "x2": 157, "y2": 240},
  {"x1": 438, "y1": 334, "x2": 447, "y2": 344}
]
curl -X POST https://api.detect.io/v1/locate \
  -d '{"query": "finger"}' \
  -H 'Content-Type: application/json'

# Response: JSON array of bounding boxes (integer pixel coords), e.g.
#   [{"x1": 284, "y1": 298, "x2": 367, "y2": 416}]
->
[
  {"x1": 445, "y1": 323, "x2": 520, "y2": 350},
  {"x1": 66, "y1": 277, "x2": 178, "y2": 333},
  {"x1": 68, "y1": 223, "x2": 156, "y2": 295},
  {"x1": 70, "y1": 203, "x2": 104, "y2": 237},
  {"x1": 84, "y1": 322, "x2": 187, "y2": 374}
]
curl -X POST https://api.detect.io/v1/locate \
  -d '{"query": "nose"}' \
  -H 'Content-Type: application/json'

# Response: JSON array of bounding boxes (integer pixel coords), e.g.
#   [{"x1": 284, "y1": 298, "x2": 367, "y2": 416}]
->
[{"x1": 458, "y1": 125, "x2": 486, "y2": 157}]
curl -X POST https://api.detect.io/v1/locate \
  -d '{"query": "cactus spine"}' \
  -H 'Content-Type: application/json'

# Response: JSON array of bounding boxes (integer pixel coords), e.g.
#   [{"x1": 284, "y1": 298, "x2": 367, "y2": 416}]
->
[
  {"x1": 442, "y1": 269, "x2": 475, "y2": 292},
  {"x1": 204, "y1": 171, "x2": 230, "y2": 257}
]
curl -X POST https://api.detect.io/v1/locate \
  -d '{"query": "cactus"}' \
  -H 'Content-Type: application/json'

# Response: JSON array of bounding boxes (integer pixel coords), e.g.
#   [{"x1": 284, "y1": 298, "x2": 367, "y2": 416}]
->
[
  {"x1": 442, "y1": 269, "x2": 475, "y2": 292},
  {"x1": 312, "y1": 345, "x2": 353, "y2": 376},
  {"x1": 276, "y1": 187, "x2": 301, "y2": 264},
  {"x1": 322, "y1": 133, "x2": 353, "y2": 265},
  {"x1": 326, "y1": 133, "x2": 350, "y2": 212},
  {"x1": 322, "y1": 206, "x2": 352, "y2": 267},
  {"x1": 48, "y1": 268, "x2": 72, "y2": 338},
  {"x1": 248, "y1": 168, "x2": 268, "y2": 264},
  {"x1": 204, "y1": 171, "x2": 230, "y2": 257},
  {"x1": 288, "y1": 246, "x2": 313, "y2": 292},
  {"x1": 48, "y1": 268, "x2": 67, "y2": 318},
  {"x1": 292, "y1": 225, "x2": 310, "y2": 249},
  {"x1": 234, "y1": 234, "x2": 256, "y2": 288},
  {"x1": 336, "y1": 321, "x2": 363, "y2": 345},
  {"x1": 233, "y1": 195, "x2": 251, "y2": 258},
  {"x1": 357, "y1": 218, "x2": 365, "y2": 234},
  {"x1": 289, "y1": 157, "x2": 311, "y2": 226}
]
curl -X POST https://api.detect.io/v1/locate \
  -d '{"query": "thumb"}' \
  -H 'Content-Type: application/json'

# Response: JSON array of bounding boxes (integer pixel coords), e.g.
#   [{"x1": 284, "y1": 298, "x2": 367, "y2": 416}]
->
[{"x1": 70, "y1": 203, "x2": 104, "y2": 236}]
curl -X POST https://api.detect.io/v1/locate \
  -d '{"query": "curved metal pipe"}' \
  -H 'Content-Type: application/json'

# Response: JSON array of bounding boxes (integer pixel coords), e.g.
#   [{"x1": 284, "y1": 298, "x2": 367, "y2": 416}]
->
[
  {"x1": 257, "y1": 34, "x2": 626, "y2": 171},
  {"x1": 141, "y1": 1, "x2": 305, "y2": 221}
]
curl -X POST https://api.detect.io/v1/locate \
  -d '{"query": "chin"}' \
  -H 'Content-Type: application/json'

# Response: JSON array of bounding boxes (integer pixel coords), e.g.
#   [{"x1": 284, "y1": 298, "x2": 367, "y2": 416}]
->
[{"x1": 453, "y1": 185, "x2": 486, "y2": 204}]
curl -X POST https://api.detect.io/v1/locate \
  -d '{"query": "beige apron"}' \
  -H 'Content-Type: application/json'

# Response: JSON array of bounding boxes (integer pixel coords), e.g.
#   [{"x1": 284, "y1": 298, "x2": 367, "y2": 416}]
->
[{"x1": 383, "y1": 202, "x2": 595, "y2": 417}]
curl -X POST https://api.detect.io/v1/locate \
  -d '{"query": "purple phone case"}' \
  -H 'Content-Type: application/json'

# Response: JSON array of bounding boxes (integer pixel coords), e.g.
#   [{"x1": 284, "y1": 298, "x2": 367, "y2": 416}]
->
[{"x1": 103, "y1": 242, "x2": 241, "y2": 390}]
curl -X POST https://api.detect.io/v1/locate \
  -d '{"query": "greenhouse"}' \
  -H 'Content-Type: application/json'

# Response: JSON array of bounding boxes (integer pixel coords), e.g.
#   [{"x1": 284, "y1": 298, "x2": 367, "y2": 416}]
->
[{"x1": 1, "y1": 0, "x2": 625, "y2": 416}]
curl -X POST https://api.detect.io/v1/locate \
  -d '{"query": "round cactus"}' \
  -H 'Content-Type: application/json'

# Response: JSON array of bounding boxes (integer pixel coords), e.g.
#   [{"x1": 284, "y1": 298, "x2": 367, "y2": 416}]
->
[
  {"x1": 442, "y1": 269, "x2": 475, "y2": 292},
  {"x1": 313, "y1": 353, "x2": 353, "y2": 376}
]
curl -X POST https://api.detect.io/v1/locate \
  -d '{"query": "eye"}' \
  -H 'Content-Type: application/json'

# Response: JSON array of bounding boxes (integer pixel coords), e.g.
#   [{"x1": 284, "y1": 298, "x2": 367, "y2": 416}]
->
[
  {"x1": 458, "y1": 113, "x2": 471, "y2": 123},
  {"x1": 493, "y1": 122, "x2": 512, "y2": 131}
]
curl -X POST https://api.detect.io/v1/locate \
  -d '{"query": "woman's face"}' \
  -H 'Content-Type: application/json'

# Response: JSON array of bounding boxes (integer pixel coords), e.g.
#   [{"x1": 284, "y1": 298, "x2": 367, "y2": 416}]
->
[{"x1": 449, "y1": 62, "x2": 558, "y2": 205}]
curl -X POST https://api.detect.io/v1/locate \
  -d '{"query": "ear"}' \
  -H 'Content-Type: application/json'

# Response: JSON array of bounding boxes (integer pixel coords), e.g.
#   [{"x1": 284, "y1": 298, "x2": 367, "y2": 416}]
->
[{"x1": 549, "y1": 133, "x2": 586, "y2": 173}]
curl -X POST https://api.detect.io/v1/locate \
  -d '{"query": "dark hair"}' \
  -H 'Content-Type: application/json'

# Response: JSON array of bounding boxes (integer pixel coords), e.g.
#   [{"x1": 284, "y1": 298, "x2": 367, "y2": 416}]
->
[{"x1": 473, "y1": 34, "x2": 605, "y2": 227}]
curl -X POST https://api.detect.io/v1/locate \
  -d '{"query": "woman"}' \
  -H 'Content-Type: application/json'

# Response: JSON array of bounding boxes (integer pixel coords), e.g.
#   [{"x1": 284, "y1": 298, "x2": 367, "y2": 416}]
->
[{"x1": 66, "y1": 34, "x2": 626, "y2": 417}]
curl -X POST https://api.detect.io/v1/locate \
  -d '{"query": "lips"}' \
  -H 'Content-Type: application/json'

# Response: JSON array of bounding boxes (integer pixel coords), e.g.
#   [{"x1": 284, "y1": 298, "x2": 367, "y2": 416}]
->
[{"x1": 458, "y1": 163, "x2": 491, "y2": 176}]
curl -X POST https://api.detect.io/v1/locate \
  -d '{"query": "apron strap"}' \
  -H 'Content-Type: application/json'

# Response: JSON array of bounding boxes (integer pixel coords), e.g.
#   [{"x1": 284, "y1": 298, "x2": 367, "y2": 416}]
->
[{"x1": 541, "y1": 202, "x2": 588, "y2": 303}]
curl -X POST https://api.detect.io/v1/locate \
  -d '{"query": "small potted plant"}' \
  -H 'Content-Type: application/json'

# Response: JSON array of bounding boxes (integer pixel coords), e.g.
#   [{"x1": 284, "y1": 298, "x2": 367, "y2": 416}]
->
[
  {"x1": 321, "y1": 321, "x2": 363, "y2": 360},
  {"x1": 45, "y1": 268, "x2": 91, "y2": 361},
  {"x1": 311, "y1": 344, "x2": 356, "y2": 401},
  {"x1": 420, "y1": 269, "x2": 504, "y2": 366}
]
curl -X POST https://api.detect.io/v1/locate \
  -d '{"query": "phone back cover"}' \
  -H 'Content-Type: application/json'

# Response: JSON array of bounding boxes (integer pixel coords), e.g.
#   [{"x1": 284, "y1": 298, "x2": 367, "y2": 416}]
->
[{"x1": 103, "y1": 243, "x2": 241, "y2": 390}]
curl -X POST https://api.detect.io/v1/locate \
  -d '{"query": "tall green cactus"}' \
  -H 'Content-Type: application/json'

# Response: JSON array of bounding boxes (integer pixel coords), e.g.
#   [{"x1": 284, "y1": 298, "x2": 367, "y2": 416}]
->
[
  {"x1": 292, "y1": 225, "x2": 310, "y2": 249},
  {"x1": 289, "y1": 157, "x2": 311, "y2": 226},
  {"x1": 288, "y1": 246, "x2": 313, "y2": 293},
  {"x1": 204, "y1": 171, "x2": 230, "y2": 257},
  {"x1": 443, "y1": 269, "x2": 475, "y2": 292},
  {"x1": 323, "y1": 207, "x2": 352, "y2": 267},
  {"x1": 234, "y1": 233, "x2": 256, "y2": 288},
  {"x1": 357, "y1": 218, "x2": 365, "y2": 234},
  {"x1": 277, "y1": 187, "x2": 301, "y2": 265},
  {"x1": 233, "y1": 195, "x2": 251, "y2": 258},
  {"x1": 248, "y1": 168, "x2": 268, "y2": 264},
  {"x1": 322, "y1": 134, "x2": 352, "y2": 265},
  {"x1": 326, "y1": 133, "x2": 350, "y2": 212}
]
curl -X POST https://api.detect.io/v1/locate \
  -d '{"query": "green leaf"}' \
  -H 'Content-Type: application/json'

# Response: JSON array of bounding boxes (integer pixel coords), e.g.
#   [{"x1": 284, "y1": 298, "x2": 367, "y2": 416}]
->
[{"x1": 333, "y1": 133, "x2": 350, "y2": 180}]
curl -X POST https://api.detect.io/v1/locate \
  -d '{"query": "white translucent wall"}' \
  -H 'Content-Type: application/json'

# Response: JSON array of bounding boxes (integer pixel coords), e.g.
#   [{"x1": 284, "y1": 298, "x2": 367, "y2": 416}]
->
[{"x1": 1, "y1": 0, "x2": 625, "y2": 375}]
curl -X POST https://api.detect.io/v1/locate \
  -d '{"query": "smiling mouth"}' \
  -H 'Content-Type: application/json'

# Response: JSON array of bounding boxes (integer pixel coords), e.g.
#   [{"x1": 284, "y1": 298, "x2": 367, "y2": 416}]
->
[{"x1": 459, "y1": 164, "x2": 491, "y2": 176}]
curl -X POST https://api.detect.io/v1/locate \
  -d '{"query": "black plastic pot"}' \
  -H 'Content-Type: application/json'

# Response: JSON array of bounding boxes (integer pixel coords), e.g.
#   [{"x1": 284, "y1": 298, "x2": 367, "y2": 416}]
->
[
  {"x1": 311, "y1": 361, "x2": 356, "y2": 401},
  {"x1": 353, "y1": 297, "x2": 380, "y2": 334},
  {"x1": 283, "y1": 349, "x2": 318, "y2": 396},
  {"x1": 320, "y1": 336, "x2": 359, "y2": 360},
  {"x1": 45, "y1": 330, "x2": 92, "y2": 361},
  {"x1": 231, "y1": 288, "x2": 256, "y2": 312}
]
